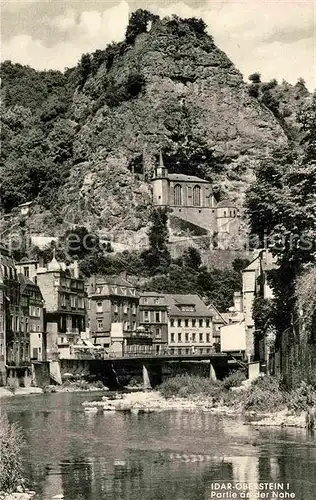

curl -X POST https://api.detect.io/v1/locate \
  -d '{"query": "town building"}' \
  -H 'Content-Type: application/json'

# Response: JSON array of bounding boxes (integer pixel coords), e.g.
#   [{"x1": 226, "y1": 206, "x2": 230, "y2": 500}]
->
[
  {"x1": 0, "y1": 245, "x2": 45, "y2": 385},
  {"x1": 164, "y1": 294, "x2": 214, "y2": 355},
  {"x1": 87, "y1": 275, "x2": 140, "y2": 355},
  {"x1": 139, "y1": 292, "x2": 168, "y2": 354},
  {"x1": 207, "y1": 303, "x2": 227, "y2": 348},
  {"x1": 242, "y1": 250, "x2": 276, "y2": 360},
  {"x1": 152, "y1": 153, "x2": 239, "y2": 235},
  {"x1": 18, "y1": 274, "x2": 45, "y2": 362},
  {"x1": 24, "y1": 254, "x2": 87, "y2": 359}
]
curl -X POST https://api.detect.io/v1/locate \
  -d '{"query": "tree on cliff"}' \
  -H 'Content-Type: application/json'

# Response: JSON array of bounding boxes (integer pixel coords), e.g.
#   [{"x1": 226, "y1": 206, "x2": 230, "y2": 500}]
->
[
  {"x1": 141, "y1": 207, "x2": 171, "y2": 274},
  {"x1": 125, "y1": 9, "x2": 159, "y2": 44}
]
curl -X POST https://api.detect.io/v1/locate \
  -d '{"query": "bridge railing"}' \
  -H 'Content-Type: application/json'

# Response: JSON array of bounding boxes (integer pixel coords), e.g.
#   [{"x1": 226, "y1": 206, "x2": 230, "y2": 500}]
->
[{"x1": 104, "y1": 350, "x2": 218, "y2": 359}]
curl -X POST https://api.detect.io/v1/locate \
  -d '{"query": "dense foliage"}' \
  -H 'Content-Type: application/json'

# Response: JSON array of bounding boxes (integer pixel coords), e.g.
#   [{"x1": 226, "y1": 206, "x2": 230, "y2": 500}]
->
[
  {"x1": 246, "y1": 93, "x2": 316, "y2": 342},
  {"x1": 0, "y1": 414, "x2": 25, "y2": 493}
]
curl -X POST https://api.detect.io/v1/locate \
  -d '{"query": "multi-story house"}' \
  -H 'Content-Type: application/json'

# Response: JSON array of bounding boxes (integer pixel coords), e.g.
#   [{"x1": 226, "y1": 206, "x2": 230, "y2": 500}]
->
[
  {"x1": 139, "y1": 292, "x2": 168, "y2": 354},
  {"x1": 0, "y1": 245, "x2": 45, "y2": 385},
  {"x1": 18, "y1": 274, "x2": 45, "y2": 362},
  {"x1": 87, "y1": 275, "x2": 140, "y2": 354},
  {"x1": 0, "y1": 243, "x2": 17, "y2": 383},
  {"x1": 242, "y1": 250, "x2": 276, "y2": 360},
  {"x1": 33, "y1": 254, "x2": 86, "y2": 359},
  {"x1": 164, "y1": 294, "x2": 214, "y2": 355}
]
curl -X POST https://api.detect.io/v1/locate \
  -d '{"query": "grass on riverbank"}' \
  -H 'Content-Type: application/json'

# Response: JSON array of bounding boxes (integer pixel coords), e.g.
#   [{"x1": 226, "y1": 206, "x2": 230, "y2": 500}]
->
[
  {"x1": 0, "y1": 415, "x2": 25, "y2": 494},
  {"x1": 158, "y1": 373, "x2": 316, "y2": 414}
]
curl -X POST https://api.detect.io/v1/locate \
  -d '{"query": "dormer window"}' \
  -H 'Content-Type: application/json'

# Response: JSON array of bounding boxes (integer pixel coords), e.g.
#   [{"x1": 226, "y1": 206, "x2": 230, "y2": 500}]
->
[{"x1": 180, "y1": 305, "x2": 195, "y2": 312}]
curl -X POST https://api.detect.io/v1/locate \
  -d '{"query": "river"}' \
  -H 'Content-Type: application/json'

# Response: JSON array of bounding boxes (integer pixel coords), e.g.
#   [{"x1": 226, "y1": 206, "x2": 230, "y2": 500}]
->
[{"x1": 1, "y1": 392, "x2": 316, "y2": 500}]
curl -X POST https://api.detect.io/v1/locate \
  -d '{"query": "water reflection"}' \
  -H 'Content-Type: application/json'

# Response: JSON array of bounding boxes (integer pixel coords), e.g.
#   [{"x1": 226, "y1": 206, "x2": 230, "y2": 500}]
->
[{"x1": 2, "y1": 393, "x2": 316, "y2": 500}]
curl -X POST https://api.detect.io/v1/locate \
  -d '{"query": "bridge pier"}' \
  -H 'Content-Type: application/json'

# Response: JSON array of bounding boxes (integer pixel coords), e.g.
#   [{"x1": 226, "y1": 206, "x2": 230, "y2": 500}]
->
[
  {"x1": 209, "y1": 362, "x2": 217, "y2": 381},
  {"x1": 143, "y1": 365, "x2": 152, "y2": 389}
]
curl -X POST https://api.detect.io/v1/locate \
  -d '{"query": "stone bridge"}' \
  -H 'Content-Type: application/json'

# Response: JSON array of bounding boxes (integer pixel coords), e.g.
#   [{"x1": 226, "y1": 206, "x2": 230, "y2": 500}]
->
[{"x1": 39, "y1": 353, "x2": 245, "y2": 389}]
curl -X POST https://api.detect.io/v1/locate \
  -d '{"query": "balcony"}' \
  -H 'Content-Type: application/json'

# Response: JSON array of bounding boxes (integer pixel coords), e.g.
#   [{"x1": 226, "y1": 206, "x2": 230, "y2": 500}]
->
[{"x1": 66, "y1": 328, "x2": 80, "y2": 335}]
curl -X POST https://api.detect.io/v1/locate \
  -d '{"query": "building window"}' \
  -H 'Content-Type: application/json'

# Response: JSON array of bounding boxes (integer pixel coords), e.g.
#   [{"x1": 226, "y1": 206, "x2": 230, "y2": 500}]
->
[
  {"x1": 154, "y1": 298, "x2": 159, "y2": 304},
  {"x1": 23, "y1": 267, "x2": 29, "y2": 278},
  {"x1": 192, "y1": 319, "x2": 196, "y2": 327},
  {"x1": 123, "y1": 302, "x2": 128, "y2": 314},
  {"x1": 185, "y1": 319, "x2": 189, "y2": 327},
  {"x1": 185, "y1": 332, "x2": 189, "y2": 342},
  {"x1": 192, "y1": 333, "x2": 196, "y2": 342},
  {"x1": 171, "y1": 333, "x2": 175, "y2": 343},
  {"x1": 206, "y1": 333, "x2": 210, "y2": 343},
  {"x1": 174, "y1": 184, "x2": 182, "y2": 206},
  {"x1": 178, "y1": 332, "x2": 182, "y2": 342},
  {"x1": 177, "y1": 319, "x2": 181, "y2": 327},
  {"x1": 97, "y1": 320, "x2": 103, "y2": 331},
  {"x1": 193, "y1": 185, "x2": 201, "y2": 206},
  {"x1": 185, "y1": 348, "x2": 190, "y2": 355},
  {"x1": 199, "y1": 319, "x2": 203, "y2": 327},
  {"x1": 178, "y1": 348, "x2": 182, "y2": 355},
  {"x1": 155, "y1": 311, "x2": 161, "y2": 323},
  {"x1": 144, "y1": 311, "x2": 149, "y2": 322},
  {"x1": 96, "y1": 302, "x2": 103, "y2": 313},
  {"x1": 206, "y1": 319, "x2": 210, "y2": 328},
  {"x1": 156, "y1": 328, "x2": 161, "y2": 338},
  {"x1": 132, "y1": 303, "x2": 137, "y2": 315},
  {"x1": 143, "y1": 297, "x2": 148, "y2": 304},
  {"x1": 113, "y1": 302, "x2": 118, "y2": 313},
  {"x1": 70, "y1": 296, "x2": 77, "y2": 309},
  {"x1": 199, "y1": 333, "x2": 203, "y2": 342},
  {"x1": 224, "y1": 211, "x2": 226, "y2": 217},
  {"x1": 170, "y1": 319, "x2": 174, "y2": 327}
]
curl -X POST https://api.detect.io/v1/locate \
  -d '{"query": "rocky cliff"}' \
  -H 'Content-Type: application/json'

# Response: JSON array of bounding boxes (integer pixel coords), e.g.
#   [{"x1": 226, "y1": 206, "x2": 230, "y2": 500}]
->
[{"x1": 1, "y1": 12, "x2": 310, "y2": 249}]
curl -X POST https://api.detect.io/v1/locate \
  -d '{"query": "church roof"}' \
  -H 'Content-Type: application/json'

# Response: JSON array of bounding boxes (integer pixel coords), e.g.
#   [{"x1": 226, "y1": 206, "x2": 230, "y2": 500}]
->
[
  {"x1": 168, "y1": 173, "x2": 209, "y2": 183},
  {"x1": 216, "y1": 199, "x2": 236, "y2": 208}
]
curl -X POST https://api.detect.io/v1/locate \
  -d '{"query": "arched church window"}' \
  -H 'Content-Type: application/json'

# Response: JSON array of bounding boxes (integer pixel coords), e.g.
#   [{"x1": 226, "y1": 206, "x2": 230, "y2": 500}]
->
[
  {"x1": 193, "y1": 185, "x2": 201, "y2": 206},
  {"x1": 174, "y1": 184, "x2": 182, "y2": 205}
]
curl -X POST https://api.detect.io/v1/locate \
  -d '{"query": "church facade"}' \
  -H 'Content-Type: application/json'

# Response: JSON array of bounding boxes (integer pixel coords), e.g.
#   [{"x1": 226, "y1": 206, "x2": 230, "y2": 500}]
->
[{"x1": 152, "y1": 154, "x2": 239, "y2": 235}]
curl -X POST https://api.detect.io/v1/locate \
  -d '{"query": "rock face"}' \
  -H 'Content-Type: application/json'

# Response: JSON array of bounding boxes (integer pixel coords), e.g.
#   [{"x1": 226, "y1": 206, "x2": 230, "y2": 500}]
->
[
  {"x1": 51, "y1": 16, "x2": 289, "y2": 242},
  {"x1": 3, "y1": 14, "x2": 300, "y2": 246}
]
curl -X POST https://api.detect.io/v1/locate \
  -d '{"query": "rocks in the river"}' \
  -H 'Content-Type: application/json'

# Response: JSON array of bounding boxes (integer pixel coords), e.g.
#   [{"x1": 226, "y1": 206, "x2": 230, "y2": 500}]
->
[{"x1": 249, "y1": 409, "x2": 306, "y2": 428}]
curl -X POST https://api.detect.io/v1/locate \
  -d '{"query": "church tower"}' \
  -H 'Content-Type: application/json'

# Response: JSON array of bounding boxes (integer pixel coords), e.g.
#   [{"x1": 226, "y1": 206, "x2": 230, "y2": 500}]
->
[{"x1": 152, "y1": 151, "x2": 169, "y2": 206}]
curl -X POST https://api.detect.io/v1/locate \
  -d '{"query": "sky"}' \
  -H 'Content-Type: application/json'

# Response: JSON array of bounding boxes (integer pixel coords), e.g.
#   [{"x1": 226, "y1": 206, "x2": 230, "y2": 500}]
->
[{"x1": 1, "y1": 0, "x2": 315, "y2": 90}]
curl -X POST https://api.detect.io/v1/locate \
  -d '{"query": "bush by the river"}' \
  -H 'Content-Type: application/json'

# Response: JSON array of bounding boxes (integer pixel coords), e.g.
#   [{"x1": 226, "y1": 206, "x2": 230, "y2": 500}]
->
[
  {"x1": 159, "y1": 374, "x2": 225, "y2": 400},
  {"x1": 222, "y1": 370, "x2": 247, "y2": 389},
  {"x1": 287, "y1": 381, "x2": 316, "y2": 414},
  {"x1": 0, "y1": 414, "x2": 25, "y2": 493},
  {"x1": 243, "y1": 375, "x2": 286, "y2": 411}
]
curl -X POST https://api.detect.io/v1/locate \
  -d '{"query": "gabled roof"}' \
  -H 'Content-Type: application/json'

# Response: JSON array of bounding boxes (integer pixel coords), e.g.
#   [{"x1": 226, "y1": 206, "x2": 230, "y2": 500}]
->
[
  {"x1": 216, "y1": 199, "x2": 236, "y2": 208},
  {"x1": 207, "y1": 303, "x2": 227, "y2": 324},
  {"x1": 94, "y1": 275, "x2": 135, "y2": 287},
  {"x1": 163, "y1": 294, "x2": 212, "y2": 317},
  {"x1": 168, "y1": 173, "x2": 209, "y2": 183}
]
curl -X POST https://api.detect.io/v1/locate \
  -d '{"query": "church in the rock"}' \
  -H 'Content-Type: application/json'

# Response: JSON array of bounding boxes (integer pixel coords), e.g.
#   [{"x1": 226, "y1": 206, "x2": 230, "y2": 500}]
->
[{"x1": 152, "y1": 153, "x2": 239, "y2": 235}]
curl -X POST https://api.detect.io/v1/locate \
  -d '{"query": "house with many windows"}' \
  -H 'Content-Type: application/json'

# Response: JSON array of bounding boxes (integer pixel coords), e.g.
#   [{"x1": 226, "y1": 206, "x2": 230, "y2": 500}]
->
[
  {"x1": 139, "y1": 292, "x2": 168, "y2": 354},
  {"x1": 87, "y1": 275, "x2": 140, "y2": 354},
  {"x1": 32, "y1": 254, "x2": 86, "y2": 359},
  {"x1": 164, "y1": 294, "x2": 214, "y2": 354}
]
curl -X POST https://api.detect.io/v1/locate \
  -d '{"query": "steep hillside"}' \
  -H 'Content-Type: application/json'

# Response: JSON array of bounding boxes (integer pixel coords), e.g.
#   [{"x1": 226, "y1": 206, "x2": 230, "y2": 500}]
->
[{"x1": 0, "y1": 11, "x2": 310, "y2": 247}]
